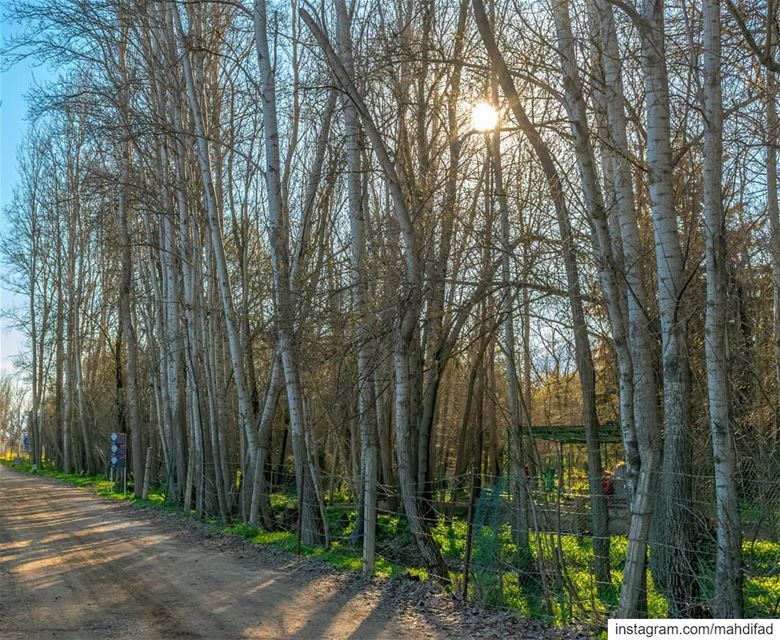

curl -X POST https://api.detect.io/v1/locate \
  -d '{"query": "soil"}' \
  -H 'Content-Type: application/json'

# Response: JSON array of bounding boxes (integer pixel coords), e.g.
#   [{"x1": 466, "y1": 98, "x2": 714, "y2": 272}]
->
[{"x1": 0, "y1": 466, "x2": 592, "y2": 639}]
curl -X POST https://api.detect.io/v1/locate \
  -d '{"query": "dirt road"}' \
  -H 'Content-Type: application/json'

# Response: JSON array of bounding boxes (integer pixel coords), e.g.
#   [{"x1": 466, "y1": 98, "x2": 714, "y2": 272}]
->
[
  {"x1": 0, "y1": 466, "x2": 585, "y2": 640},
  {"x1": 0, "y1": 466, "x2": 444, "y2": 639}
]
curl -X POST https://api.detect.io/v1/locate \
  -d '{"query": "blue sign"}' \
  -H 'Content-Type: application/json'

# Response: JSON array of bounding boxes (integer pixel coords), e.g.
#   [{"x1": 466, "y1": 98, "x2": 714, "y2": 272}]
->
[
  {"x1": 22, "y1": 435, "x2": 30, "y2": 454},
  {"x1": 109, "y1": 433, "x2": 127, "y2": 469}
]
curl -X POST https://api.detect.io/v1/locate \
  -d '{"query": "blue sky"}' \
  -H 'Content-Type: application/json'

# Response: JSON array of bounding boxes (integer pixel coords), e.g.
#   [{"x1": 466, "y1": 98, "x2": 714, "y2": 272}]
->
[{"x1": 0, "y1": 16, "x2": 54, "y2": 378}]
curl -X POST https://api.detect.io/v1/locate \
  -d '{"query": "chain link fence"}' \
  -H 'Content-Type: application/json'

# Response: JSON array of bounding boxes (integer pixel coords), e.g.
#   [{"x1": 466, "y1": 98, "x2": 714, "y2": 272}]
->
[{"x1": 250, "y1": 433, "x2": 780, "y2": 627}]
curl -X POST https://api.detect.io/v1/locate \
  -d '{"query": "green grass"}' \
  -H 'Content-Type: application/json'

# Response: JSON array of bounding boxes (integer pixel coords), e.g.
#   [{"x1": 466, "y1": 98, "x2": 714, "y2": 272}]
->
[
  {"x1": 430, "y1": 511, "x2": 778, "y2": 625},
  {"x1": 2, "y1": 457, "x2": 139, "y2": 499},
  {"x1": 223, "y1": 521, "x2": 411, "y2": 577}
]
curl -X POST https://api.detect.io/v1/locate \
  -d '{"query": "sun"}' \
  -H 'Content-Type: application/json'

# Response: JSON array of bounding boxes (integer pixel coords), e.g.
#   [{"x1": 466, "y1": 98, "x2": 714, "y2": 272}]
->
[{"x1": 471, "y1": 101, "x2": 499, "y2": 132}]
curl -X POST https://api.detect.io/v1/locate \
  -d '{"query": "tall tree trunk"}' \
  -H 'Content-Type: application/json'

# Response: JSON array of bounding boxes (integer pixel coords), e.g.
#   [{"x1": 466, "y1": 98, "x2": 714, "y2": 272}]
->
[
  {"x1": 552, "y1": 0, "x2": 628, "y2": 589},
  {"x1": 249, "y1": 353, "x2": 283, "y2": 528},
  {"x1": 592, "y1": 0, "x2": 663, "y2": 616},
  {"x1": 493, "y1": 117, "x2": 531, "y2": 572},
  {"x1": 113, "y1": 15, "x2": 145, "y2": 496},
  {"x1": 55, "y1": 211, "x2": 66, "y2": 471},
  {"x1": 638, "y1": 0, "x2": 700, "y2": 615},
  {"x1": 335, "y1": 0, "x2": 379, "y2": 575},
  {"x1": 702, "y1": 0, "x2": 743, "y2": 616},
  {"x1": 29, "y1": 182, "x2": 43, "y2": 469},
  {"x1": 766, "y1": 36, "x2": 780, "y2": 457},
  {"x1": 254, "y1": 0, "x2": 326, "y2": 545},
  {"x1": 74, "y1": 311, "x2": 94, "y2": 475},
  {"x1": 117, "y1": 146, "x2": 144, "y2": 496}
]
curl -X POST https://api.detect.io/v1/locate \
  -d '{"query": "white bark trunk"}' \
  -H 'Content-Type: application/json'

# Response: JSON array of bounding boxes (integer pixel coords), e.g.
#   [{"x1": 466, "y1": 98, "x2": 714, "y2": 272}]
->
[
  {"x1": 639, "y1": 0, "x2": 699, "y2": 614},
  {"x1": 335, "y1": 0, "x2": 379, "y2": 576},
  {"x1": 594, "y1": 1, "x2": 663, "y2": 616},
  {"x1": 703, "y1": 0, "x2": 743, "y2": 616},
  {"x1": 254, "y1": 0, "x2": 326, "y2": 544}
]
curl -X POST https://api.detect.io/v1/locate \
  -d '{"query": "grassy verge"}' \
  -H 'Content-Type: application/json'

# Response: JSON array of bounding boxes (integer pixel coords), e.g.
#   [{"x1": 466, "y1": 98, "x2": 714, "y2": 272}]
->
[
  {"x1": 0, "y1": 455, "x2": 174, "y2": 509},
  {"x1": 222, "y1": 522, "x2": 417, "y2": 578}
]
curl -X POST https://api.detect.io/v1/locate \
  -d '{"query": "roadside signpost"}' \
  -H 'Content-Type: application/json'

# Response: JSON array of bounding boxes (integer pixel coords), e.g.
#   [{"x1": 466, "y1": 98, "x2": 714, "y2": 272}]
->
[
  {"x1": 109, "y1": 432, "x2": 127, "y2": 493},
  {"x1": 22, "y1": 435, "x2": 30, "y2": 456}
]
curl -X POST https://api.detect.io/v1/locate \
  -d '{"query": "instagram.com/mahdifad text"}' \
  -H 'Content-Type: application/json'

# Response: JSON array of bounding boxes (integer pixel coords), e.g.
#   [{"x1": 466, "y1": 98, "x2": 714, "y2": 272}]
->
[{"x1": 608, "y1": 619, "x2": 778, "y2": 639}]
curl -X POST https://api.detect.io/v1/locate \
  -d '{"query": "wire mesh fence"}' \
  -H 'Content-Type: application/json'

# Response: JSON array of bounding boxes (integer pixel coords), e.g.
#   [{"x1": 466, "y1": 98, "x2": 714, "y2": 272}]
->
[{"x1": 248, "y1": 443, "x2": 780, "y2": 627}]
